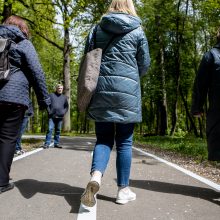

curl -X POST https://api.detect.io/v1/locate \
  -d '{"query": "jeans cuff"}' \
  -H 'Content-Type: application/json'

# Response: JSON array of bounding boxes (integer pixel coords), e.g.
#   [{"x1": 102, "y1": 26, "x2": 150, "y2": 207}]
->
[
  {"x1": 90, "y1": 169, "x2": 104, "y2": 177},
  {"x1": 117, "y1": 184, "x2": 129, "y2": 187}
]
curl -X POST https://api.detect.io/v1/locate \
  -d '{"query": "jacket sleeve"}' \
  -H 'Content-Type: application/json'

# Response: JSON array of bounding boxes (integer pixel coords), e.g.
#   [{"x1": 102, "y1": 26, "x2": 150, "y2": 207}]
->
[
  {"x1": 136, "y1": 29, "x2": 151, "y2": 77},
  {"x1": 64, "y1": 96, "x2": 69, "y2": 114},
  {"x1": 191, "y1": 51, "x2": 213, "y2": 114},
  {"x1": 25, "y1": 100, "x2": 34, "y2": 117},
  {"x1": 21, "y1": 40, "x2": 51, "y2": 109}
]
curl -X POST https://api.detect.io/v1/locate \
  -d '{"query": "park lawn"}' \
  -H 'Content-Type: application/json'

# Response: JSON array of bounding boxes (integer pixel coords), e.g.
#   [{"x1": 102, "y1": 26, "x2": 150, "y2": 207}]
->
[
  {"x1": 20, "y1": 138, "x2": 43, "y2": 152},
  {"x1": 134, "y1": 134, "x2": 208, "y2": 161}
]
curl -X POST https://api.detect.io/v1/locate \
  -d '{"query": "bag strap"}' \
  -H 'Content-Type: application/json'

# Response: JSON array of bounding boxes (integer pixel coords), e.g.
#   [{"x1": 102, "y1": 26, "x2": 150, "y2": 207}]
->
[
  {"x1": 102, "y1": 31, "x2": 119, "y2": 54},
  {"x1": 88, "y1": 25, "x2": 99, "y2": 52},
  {"x1": 89, "y1": 24, "x2": 138, "y2": 55},
  {"x1": 90, "y1": 24, "x2": 126, "y2": 55}
]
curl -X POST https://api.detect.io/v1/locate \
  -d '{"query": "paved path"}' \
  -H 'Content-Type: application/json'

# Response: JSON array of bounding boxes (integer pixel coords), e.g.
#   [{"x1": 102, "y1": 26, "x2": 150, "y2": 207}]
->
[{"x1": 0, "y1": 136, "x2": 219, "y2": 220}]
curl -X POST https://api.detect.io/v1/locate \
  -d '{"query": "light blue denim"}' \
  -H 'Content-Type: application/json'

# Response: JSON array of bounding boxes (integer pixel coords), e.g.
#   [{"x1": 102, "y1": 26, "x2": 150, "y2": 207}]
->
[{"x1": 91, "y1": 122, "x2": 134, "y2": 186}]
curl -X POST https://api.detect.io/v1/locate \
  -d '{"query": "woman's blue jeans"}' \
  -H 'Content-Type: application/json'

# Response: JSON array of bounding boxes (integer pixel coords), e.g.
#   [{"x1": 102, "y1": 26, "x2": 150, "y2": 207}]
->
[{"x1": 91, "y1": 122, "x2": 135, "y2": 187}]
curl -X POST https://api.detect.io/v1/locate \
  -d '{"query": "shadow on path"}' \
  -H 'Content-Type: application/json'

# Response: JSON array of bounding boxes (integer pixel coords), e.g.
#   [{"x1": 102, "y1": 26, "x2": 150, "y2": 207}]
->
[
  {"x1": 130, "y1": 179, "x2": 220, "y2": 206},
  {"x1": 62, "y1": 146, "x2": 93, "y2": 152},
  {"x1": 15, "y1": 179, "x2": 84, "y2": 213},
  {"x1": 97, "y1": 194, "x2": 116, "y2": 203}
]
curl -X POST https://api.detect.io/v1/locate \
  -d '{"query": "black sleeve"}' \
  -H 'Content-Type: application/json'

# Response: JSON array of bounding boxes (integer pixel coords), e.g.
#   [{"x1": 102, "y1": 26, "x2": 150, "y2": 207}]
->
[
  {"x1": 21, "y1": 40, "x2": 51, "y2": 109},
  {"x1": 191, "y1": 51, "x2": 213, "y2": 114}
]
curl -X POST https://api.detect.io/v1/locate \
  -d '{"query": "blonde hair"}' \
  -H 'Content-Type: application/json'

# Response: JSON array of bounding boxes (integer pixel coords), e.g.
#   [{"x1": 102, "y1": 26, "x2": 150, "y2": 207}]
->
[
  {"x1": 56, "y1": 83, "x2": 63, "y2": 89},
  {"x1": 107, "y1": 0, "x2": 138, "y2": 17}
]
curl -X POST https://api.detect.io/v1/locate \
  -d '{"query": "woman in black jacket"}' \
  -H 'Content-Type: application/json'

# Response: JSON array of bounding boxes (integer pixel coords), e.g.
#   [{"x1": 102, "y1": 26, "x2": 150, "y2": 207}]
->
[
  {"x1": 191, "y1": 27, "x2": 220, "y2": 161},
  {"x1": 0, "y1": 15, "x2": 50, "y2": 193}
]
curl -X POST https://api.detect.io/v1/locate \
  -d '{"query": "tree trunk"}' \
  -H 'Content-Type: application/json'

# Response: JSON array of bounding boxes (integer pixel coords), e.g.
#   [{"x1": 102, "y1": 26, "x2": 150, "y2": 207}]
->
[
  {"x1": 83, "y1": 115, "x2": 87, "y2": 134},
  {"x1": 76, "y1": 111, "x2": 79, "y2": 133},
  {"x1": 63, "y1": 27, "x2": 71, "y2": 131},
  {"x1": 198, "y1": 118, "x2": 204, "y2": 138},
  {"x1": 149, "y1": 99, "x2": 154, "y2": 133},
  {"x1": 170, "y1": 0, "x2": 189, "y2": 136},
  {"x1": 179, "y1": 86, "x2": 199, "y2": 137},
  {"x1": 155, "y1": 15, "x2": 168, "y2": 136},
  {"x1": 31, "y1": 89, "x2": 39, "y2": 133},
  {"x1": 192, "y1": 2, "x2": 205, "y2": 138},
  {"x1": 2, "y1": 0, "x2": 12, "y2": 22}
]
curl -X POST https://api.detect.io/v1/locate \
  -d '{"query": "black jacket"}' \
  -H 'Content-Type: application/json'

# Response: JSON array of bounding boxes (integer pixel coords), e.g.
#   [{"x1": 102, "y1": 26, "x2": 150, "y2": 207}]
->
[
  {"x1": 48, "y1": 92, "x2": 69, "y2": 118},
  {"x1": 191, "y1": 43, "x2": 220, "y2": 114},
  {"x1": 0, "y1": 25, "x2": 50, "y2": 108},
  {"x1": 191, "y1": 43, "x2": 220, "y2": 160}
]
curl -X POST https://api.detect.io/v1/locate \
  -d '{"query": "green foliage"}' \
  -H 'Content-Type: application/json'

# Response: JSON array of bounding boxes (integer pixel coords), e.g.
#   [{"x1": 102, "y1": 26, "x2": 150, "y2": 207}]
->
[
  {"x1": 137, "y1": 0, "x2": 219, "y2": 135},
  {"x1": 0, "y1": 0, "x2": 219, "y2": 140},
  {"x1": 134, "y1": 134, "x2": 208, "y2": 160}
]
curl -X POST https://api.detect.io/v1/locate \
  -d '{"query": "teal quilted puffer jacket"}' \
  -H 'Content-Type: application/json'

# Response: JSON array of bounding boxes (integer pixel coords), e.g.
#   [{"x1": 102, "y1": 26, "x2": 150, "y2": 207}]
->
[{"x1": 85, "y1": 12, "x2": 150, "y2": 123}]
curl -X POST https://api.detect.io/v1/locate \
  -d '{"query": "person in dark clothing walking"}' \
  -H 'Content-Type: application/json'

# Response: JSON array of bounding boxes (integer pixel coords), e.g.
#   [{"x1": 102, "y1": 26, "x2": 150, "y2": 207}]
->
[
  {"x1": 43, "y1": 84, "x2": 69, "y2": 149},
  {"x1": 80, "y1": 0, "x2": 150, "y2": 207},
  {"x1": 191, "y1": 27, "x2": 220, "y2": 161},
  {"x1": 0, "y1": 16, "x2": 50, "y2": 194}
]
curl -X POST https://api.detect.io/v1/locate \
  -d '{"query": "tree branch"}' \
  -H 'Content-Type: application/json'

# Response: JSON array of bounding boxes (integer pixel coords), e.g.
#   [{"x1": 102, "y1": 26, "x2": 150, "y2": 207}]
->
[{"x1": 19, "y1": 16, "x2": 64, "y2": 51}]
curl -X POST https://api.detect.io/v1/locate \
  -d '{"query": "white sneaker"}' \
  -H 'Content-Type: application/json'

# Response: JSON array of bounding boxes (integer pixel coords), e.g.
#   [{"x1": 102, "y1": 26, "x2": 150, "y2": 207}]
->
[
  {"x1": 81, "y1": 181, "x2": 100, "y2": 207},
  {"x1": 15, "y1": 150, "x2": 25, "y2": 155},
  {"x1": 116, "y1": 187, "x2": 136, "y2": 204}
]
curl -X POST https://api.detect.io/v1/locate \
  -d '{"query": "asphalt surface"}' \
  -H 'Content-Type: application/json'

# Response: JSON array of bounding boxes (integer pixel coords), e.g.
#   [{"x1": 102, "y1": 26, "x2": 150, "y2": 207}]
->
[{"x1": 0, "y1": 136, "x2": 219, "y2": 220}]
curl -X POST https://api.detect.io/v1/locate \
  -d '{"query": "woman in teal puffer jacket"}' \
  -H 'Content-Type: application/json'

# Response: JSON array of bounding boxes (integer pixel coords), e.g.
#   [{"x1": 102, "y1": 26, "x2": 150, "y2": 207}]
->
[{"x1": 81, "y1": 0, "x2": 150, "y2": 207}]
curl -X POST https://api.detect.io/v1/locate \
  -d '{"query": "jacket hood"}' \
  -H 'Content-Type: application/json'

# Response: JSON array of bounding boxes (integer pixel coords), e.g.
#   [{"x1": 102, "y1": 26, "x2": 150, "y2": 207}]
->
[
  {"x1": 100, "y1": 12, "x2": 141, "y2": 34},
  {"x1": 0, "y1": 25, "x2": 26, "y2": 42}
]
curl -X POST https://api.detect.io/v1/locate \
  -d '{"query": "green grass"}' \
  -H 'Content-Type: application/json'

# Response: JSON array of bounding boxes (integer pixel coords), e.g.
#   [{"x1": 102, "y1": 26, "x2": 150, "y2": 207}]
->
[
  {"x1": 134, "y1": 134, "x2": 208, "y2": 161},
  {"x1": 22, "y1": 138, "x2": 42, "y2": 144}
]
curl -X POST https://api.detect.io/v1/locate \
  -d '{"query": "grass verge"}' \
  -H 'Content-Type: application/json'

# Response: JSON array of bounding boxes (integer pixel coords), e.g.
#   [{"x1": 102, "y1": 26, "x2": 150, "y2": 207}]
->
[
  {"x1": 20, "y1": 138, "x2": 43, "y2": 152},
  {"x1": 134, "y1": 134, "x2": 208, "y2": 162}
]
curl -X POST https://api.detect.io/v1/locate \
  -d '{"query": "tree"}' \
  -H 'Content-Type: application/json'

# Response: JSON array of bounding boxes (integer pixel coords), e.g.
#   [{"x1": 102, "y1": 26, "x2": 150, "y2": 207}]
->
[{"x1": 1, "y1": 0, "x2": 12, "y2": 22}]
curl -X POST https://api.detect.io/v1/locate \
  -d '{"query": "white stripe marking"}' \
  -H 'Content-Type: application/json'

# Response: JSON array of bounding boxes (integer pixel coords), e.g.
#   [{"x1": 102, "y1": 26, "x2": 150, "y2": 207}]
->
[
  {"x1": 22, "y1": 135, "x2": 96, "y2": 140},
  {"x1": 133, "y1": 147, "x2": 220, "y2": 191},
  {"x1": 13, "y1": 148, "x2": 43, "y2": 161},
  {"x1": 77, "y1": 204, "x2": 96, "y2": 220}
]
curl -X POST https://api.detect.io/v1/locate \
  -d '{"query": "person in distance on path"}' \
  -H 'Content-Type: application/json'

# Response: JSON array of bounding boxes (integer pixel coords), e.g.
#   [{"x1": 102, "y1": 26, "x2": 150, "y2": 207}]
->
[
  {"x1": 43, "y1": 84, "x2": 69, "y2": 149},
  {"x1": 81, "y1": 0, "x2": 150, "y2": 207}
]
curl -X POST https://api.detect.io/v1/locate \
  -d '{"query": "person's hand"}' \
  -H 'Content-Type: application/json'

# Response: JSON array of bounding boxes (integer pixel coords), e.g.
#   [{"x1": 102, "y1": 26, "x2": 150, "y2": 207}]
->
[{"x1": 193, "y1": 112, "x2": 203, "y2": 118}]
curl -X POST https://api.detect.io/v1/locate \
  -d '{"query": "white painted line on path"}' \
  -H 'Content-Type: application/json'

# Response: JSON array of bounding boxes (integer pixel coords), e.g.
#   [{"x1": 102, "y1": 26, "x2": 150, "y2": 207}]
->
[
  {"x1": 12, "y1": 140, "x2": 97, "y2": 220},
  {"x1": 77, "y1": 204, "x2": 96, "y2": 220},
  {"x1": 13, "y1": 148, "x2": 43, "y2": 162},
  {"x1": 76, "y1": 144, "x2": 96, "y2": 220},
  {"x1": 133, "y1": 146, "x2": 220, "y2": 191},
  {"x1": 22, "y1": 135, "x2": 96, "y2": 140}
]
